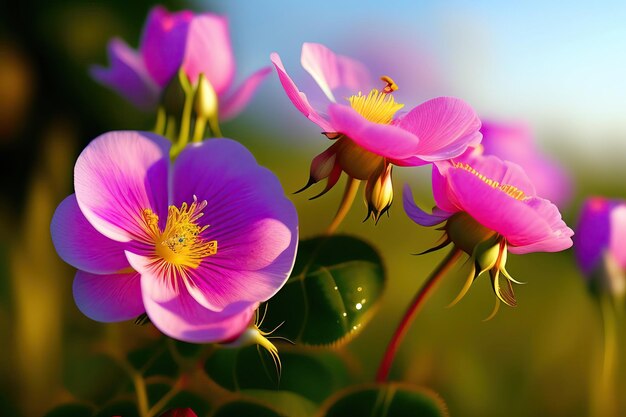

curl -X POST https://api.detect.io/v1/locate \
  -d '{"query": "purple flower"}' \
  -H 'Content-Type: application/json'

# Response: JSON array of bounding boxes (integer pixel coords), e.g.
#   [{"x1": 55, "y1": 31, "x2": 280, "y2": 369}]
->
[
  {"x1": 479, "y1": 120, "x2": 572, "y2": 207},
  {"x1": 51, "y1": 131, "x2": 298, "y2": 343},
  {"x1": 91, "y1": 6, "x2": 270, "y2": 120},
  {"x1": 575, "y1": 197, "x2": 626, "y2": 288}
]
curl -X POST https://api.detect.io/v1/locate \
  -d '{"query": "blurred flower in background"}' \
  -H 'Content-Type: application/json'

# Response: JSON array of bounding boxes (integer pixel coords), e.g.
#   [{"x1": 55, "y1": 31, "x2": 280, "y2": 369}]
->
[{"x1": 91, "y1": 5, "x2": 271, "y2": 120}]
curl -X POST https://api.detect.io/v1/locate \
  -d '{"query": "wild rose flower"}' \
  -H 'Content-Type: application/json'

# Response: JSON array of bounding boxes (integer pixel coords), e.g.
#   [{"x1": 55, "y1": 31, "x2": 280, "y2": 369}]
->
[
  {"x1": 478, "y1": 120, "x2": 572, "y2": 207},
  {"x1": 91, "y1": 6, "x2": 270, "y2": 120},
  {"x1": 271, "y1": 43, "x2": 481, "y2": 223},
  {"x1": 51, "y1": 131, "x2": 298, "y2": 343},
  {"x1": 403, "y1": 152, "x2": 573, "y2": 313},
  {"x1": 574, "y1": 197, "x2": 626, "y2": 298}
]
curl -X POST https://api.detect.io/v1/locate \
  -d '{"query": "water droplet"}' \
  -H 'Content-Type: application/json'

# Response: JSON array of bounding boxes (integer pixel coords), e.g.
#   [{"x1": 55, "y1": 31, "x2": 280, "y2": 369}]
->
[
  {"x1": 334, "y1": 286, "x2": 338, "y2": 290},
  {"x1": 342, "y1": 312, "x2": 347, "y2": 317},
  {"x1": 355, "y1": 303, "x2": 362, "y2": 310},
  {"x1": 357, "y1": 287, "x2": 362, "y2": 292}
]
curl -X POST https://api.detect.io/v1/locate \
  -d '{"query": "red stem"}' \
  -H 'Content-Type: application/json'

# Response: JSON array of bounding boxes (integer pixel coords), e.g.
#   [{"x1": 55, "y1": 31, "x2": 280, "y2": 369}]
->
[{"x1": 376, "y1": 248, "x2": 462, "y2": 382}]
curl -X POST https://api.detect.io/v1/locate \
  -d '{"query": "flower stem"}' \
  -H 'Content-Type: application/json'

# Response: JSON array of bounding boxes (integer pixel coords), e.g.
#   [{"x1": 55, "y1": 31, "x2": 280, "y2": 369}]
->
[
  {"x1": 593, "y1": 293, "x2": 619, "y2": 417},
  {"x1": 208, "y1": 116, "x2": 223, "y2": 138},
  {"x1": 192, "y1": 116, "x2": 207, "y2": 143},
  {"x1": 325, "y1": 177, "x2": 360, "y2": 235},
  {"x1": 146, "y1": 378, "x2": 183, "y2": 417},
  {"x1": 376, "y1": 248, "x2": 462, "y2": 382},
  {"x1": 132, "y1": 370, "x2": 150, "y2": 417},
  {"x1": 153, "y1": 106, "x2": 166, "y2": 136}
]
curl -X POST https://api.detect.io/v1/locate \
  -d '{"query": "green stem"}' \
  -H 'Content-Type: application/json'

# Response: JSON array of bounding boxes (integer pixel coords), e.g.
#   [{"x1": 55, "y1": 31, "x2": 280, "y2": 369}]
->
[
  {"x1": 593, "y1": 293, "x2": 618, "y2": 417},
  {"x1": 192, "y1": 116, "x2": 207, "y2": 143},
  {"x1": 208, "y1": 116, "x2": 223, "y2": 138},
  {"x1": 164, "y1": 115, "x2": 177, "y2": 141},
  {"x1": 376, "y1": 248, "x2": 462, "y2": 382},
  {"x1": 177, "y1": 91, "x2": 195, "y2": 149},
  {"x1": 325, "y1": 177, "x2": 360, "y2": 235},
  {"x1": 153, "y1": 106, "x2": 166, "y2": 136},
  {"x1": 146, "y1": 379, "x2": 182, "y2": 417}
]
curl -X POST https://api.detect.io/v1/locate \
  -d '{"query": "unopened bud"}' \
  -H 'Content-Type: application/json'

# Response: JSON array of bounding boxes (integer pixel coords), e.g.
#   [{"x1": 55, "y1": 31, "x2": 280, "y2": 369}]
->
[
  {"x1": 364, "y1": 163, "x2": 394, "y2": 223},
  {"x1": 193, "y1": 73, "x2": 219, "y2": 120}
]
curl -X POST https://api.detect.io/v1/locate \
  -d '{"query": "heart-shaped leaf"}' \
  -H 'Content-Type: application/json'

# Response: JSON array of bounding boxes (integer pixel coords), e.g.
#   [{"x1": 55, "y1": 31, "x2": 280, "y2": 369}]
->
[
  {"x1": 261, "y1": 235, "x2": 385, "y2": 346},
  {"x1": 63, "y1": 353, "x2": 130, "y2": 405},
  {"x1": 320, "y1": 383, "x2": 448, "y2": 417}
]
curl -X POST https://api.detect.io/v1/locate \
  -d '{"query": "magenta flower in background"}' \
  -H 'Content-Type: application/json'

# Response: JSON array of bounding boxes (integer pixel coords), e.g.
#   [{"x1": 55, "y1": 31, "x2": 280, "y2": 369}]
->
[
  {"x1": 271, "y1": 43, "x2": 481, "y2": 222},
  {"x1": 574, "y1": 197, "x2": 626, "y2": 296},
  {"x1": 159, "y1": 408, "x2": 198, "y2": 417},
  {"x1": 479, "y1": 120, "x2": 572, "y2": 207},
  {"x1": 91, "y1": 6, "x2": 270, "y2": 119},
  {"x1": 51, "y1": 131, "x2": 298, "y2": 343},
  {"x1": 404, "y1": 152, "x2": 573, "y2": 312}
]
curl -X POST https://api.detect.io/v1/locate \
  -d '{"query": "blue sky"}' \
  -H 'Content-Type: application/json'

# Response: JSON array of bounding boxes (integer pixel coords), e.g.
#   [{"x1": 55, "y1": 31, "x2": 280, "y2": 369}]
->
[{"x1": 200, "y1": 1, "x2": 626, "y2": 160}]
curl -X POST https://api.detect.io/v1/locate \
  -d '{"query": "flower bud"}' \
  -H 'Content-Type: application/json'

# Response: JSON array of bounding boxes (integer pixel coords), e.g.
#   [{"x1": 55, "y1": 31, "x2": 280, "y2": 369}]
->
[
  {"x1": 364, "y1": 163, "x2": 394, "y2": 223},
  {"x1": 445, "y1": 212, "x2": 498, "y2": 255},
  {"x1": 193, "y1": 73, "x2": 218, "y2": 120}
]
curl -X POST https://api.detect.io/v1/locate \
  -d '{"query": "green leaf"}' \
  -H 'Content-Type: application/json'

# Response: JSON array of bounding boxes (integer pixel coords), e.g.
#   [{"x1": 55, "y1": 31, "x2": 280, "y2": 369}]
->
[
  {"x1": 127, "y1": 339, "x2": 179, "y2": 378},
  {"x1": 93, "y1": 400, "x2": 140, "y2": 417},
  {"x1": 261, "y1": 235, "x2": 385, "y2": 346},
  {"x1": 211, "y1": 399, "x2": 286, "y2": 417},
  {"x1": 204, "y1": 346, "x2": 351, "y2": 403},
  {"x1": 320, "y1": 384, "x2": 448, "y2": 417},
  {"x1": 63, "y1": 353, "x2": 130, "y2": 405},
  {"x1": 242, "y1": 390, "x2": 317, "y2": 417},
  {"x1": 43, "y1": 403, "x2": 94, "y2": 417}
]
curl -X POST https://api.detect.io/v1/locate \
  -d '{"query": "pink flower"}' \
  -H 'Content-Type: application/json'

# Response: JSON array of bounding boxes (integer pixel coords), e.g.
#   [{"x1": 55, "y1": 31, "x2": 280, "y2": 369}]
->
[
  {"x1": 159, "y1": 409, "x2": 197, "y2": 417},
  {"x1": 271, "y1": 43, "x2": 481, "y2": 222},
  {"x1": 404, "y1": 152, "x2": 573, "y2": 311},
  {"x1": 479, "y1": 120, "x2": 572, "y2": 207},
  {"x1": 51, "y1": 131, "x2": 298, "y2": 343},
  {"x1": 91, "y1": 6, "x2": 270, "y2": 120},
  {"x1": 574, "y1": 197, "x2": 626, "y2": 297}
]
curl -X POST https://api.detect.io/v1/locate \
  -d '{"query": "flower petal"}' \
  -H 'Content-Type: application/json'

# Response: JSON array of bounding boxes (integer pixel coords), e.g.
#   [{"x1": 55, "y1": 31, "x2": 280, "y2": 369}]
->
[
  {"x1": 396, "y1": 97, "x2": 481, "y2": 161},
  {"x1": 609, "y1": 206, "x2": 626, "y2": 269},
  {"x1": 573, "y1": 198, "x2": 614, "y2": 274},
  {"x1": 51, "y1": 195, "x2": 130, "y2": 274},
  {"x1": 140, "y1": 6, "x2": 193, "y2": 86},
  {"x1": 219, "y1": 66, "x2": 272, "y2": 120},
  {"x1": 328, "y1": 104, "x2": 420, "y2": 159},
  {"x1": 74, "y1": 131, "x2": 170, "y2": 243},
  {"x1": 129, "y1": 254, "x2": 255, "y2": 343},
  {"x1": 301, "y1": 42, "x2": 371, "y2": 102},
  {"x1": 171, "y1": 139, "x2": 298, "y2": 311},
  {"x1": 182, "y1": 13, "x2": 235, "y2": 93},
  {"x1": 402, "y1": 184, "x2": 452, "y2": 227},
  {"x1": 90, "y1": 39, "x2": 160, "y2": 109},
  {"x1": 270, "y1": 52, "x2": 334, "y2": 132},
  {"x1": 73, "y1": 270, "x2": 144, "y2": 322}
]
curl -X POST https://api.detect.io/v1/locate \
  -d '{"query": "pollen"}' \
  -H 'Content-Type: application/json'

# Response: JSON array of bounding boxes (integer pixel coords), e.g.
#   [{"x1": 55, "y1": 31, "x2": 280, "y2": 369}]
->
[
  {"x1": 453, "y1": 162, "x2": 527, "y2": 201},
  {"x1": 140, "y1": 196, "x2": 217, "y2": 270},
  {"x1": 348, "y1": 76, "x2": 404, "y2": 124}
]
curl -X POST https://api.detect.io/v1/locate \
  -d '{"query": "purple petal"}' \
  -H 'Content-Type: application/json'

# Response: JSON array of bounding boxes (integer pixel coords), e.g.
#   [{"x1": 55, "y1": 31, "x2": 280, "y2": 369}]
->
[
  {"x1": 74, "y1": 131, "x2": 170, "y2": 243},
  {"x1": 328, "y1": 104, "x2": 420, "y2": 160},
  {"x1": 73, "y1": 270, "x2": 144, "y2": 322},
  {"x1": 128, "y1": 252, "x2": 256, "y2": 343},
  {"x1": 301, "y1": 42, "x2": 371, "y2": 102},
  {"x1": 574, "y1": 198, "x2": 614, "y2": 274},
  {"x1": 171, "y1": 139, "x2": 298, "y2": 311},
  {"x1": 396, "y1": 97, "x2": 481, "y2": 161},
  {"x1": 219, "y1": 67, "x2": 272, "y2": 120},
  {"x1": 90, "y1": 38, "x2": 160, "y2": 109},
  {"x1": 140, "y1": 6, "x2": 193, "y2": 86},
  {"x1": 51, "y1": 195, "x2": 130, "y2": 274},
  {"x1": 270, "y1": 52, "x2": 334, "y2": 132},
  {"x1": 182, "y1": 13, "x2": 235, "y2": 93},
  {"x1": 402, "y1": 184, "x2": 452, "y2": 227}
]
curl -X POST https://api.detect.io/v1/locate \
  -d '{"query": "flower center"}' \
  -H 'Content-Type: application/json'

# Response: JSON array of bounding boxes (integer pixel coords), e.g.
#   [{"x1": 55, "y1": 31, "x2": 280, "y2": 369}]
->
[
  {"x1": 348, "y1": 76, "x2": 404, "y2": 124},
  {"x1": 141, "y1": 197, "x2": 217, "y2": 270},
  {"x1": 453, "y1": 162, "x2": 527, "y2": 200}
]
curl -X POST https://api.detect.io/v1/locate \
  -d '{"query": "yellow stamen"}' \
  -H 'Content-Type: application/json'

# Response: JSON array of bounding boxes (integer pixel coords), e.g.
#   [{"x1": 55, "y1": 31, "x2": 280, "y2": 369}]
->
[
  {"x1": 348, "y1": 76, "x2": 403, "y2": 124},
  {"x1": 140, "y1": 197, "x2": 217, "y2": 271},
  {"x1": 453, "y1": 162, "x2": 527, "y2": 201}
]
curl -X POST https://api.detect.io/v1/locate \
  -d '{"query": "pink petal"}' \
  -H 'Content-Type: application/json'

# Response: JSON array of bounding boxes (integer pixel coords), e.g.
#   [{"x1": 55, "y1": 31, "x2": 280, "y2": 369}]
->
[
  {"x1": 171, "y1": 139, "x2": 298, "y2": 311},
  {"x1": 140, "y1": 6, "x2": 193, "y2": 87},
  {"x1": 219, "y1": 67, "x2": 272, "y2": 120},
  {"x1": 403, "y1": 184, "x2": 452, "y2": 227},
  {"x1": 51, "y1": 195, "x2": 130, "y2": 274},
  {"x1": 301, "y1": 42, "x2": 371, "y2": 102},
  {"x1": 74, "y1": 131, "x2": 170, "y2": 243},
  {"x1": 396, "y1": 97, "x2": 481, "y2": 162},
  {"x1": 130, "y1": 254, "x2": 255, "y2": 343},
  {"x1": 270, "y1": 52, "x2": 334, "y2": 132},
  {"x1": 182, "y1": 13, "x2": 235, "y2": 93},
  {"x1": 73, "y1": 270, "x2": 144, "y2": 322},
  {"x1": 90, "y1": 38, "x2": 160, "y2": 109},
  {"x1": 328, "y1": 104, "x2": 420, "y2": 159},
  {"x1": 608, "y1": 206, "x2": 626, "y2": 268},
  {"x1": 431, "y1": 162, "x2": 461, "y2": 213}
]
